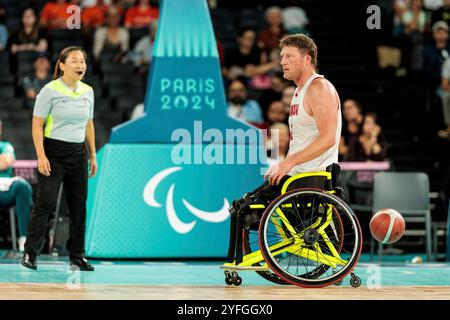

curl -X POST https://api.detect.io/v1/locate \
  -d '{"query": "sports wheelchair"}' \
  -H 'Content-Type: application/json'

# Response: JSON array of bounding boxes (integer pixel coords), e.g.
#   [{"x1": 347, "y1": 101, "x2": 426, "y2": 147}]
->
[{"x1": 221, "y1": 164, "x2": 363, "y2": 288}]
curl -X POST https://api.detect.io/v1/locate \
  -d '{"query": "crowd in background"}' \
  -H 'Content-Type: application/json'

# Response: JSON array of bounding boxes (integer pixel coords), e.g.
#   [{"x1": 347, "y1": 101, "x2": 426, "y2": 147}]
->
[
  {"x1": 0, "y1": 0, "x2": 390, "y2": 165},
  {"x1": 2, "y1": 0, "x2": 450, "y2": 251},
  {"x1": 377, "y1": 0, "x2": 450, "y2": 139}
]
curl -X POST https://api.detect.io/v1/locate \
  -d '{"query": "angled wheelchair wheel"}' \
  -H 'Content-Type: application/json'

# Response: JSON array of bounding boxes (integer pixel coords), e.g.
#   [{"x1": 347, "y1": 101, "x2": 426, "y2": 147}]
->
[
  {"x1": 242, "y1": 229, "x2": 288, "y2": 285},
  {"x1": 258, "y1": 188, "x2": 362, "y2": 288}
]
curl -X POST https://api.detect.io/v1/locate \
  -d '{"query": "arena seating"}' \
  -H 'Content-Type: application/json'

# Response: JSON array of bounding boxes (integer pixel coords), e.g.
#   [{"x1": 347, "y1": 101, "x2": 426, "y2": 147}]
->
[{"x1": 0, "y1": 0, "x2": 448, "y2": 222}]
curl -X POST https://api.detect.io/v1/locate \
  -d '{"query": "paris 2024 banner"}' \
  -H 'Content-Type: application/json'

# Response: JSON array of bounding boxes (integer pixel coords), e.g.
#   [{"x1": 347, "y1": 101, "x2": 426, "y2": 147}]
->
[{"x1": 85, "y1": 0, "x2": 269, "y2": 258}]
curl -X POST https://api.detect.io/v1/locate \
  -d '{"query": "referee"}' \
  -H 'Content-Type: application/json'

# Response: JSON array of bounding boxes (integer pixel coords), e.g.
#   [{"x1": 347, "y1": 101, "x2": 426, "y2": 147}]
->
[{"x1": 21, "y1": 46, "x2": 97, "y2": 271}]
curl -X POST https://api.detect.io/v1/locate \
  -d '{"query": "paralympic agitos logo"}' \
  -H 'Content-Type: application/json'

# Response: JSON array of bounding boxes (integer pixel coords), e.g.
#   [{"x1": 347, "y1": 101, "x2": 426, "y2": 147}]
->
[{"x1": 143, "y1": 167, "x2": 230, "y2": 234}]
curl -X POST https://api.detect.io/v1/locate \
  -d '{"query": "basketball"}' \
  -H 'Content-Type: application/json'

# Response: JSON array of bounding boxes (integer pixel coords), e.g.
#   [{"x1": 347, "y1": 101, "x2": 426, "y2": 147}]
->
[{"x1": 370, "y1": 209, "x2": 406, "y2": 244}]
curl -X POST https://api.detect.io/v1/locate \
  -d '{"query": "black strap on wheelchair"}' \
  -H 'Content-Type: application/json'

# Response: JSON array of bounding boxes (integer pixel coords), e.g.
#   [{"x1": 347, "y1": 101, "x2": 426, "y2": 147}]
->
[
  {"x1": 326, "y1": 163, "x2": 341, "y2": 189},
  {"x1": 226, "y1": 203, "x2": 238, "y2": 263},
  {"x1": 226, "y1": 197, "x2": 251, "y2": 264},
  {"x1": 226, "y1": 193, "x2": 260, "y2": 264},
  {"x1": 235, "y1": 213, "x2": 244, "y2": 264}
]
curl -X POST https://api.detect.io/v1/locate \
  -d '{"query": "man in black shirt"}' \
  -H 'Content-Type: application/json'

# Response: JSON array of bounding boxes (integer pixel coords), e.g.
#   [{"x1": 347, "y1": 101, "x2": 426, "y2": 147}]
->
[{"x1": 223, "y1": 27, "x2": 278, "y2": 83}]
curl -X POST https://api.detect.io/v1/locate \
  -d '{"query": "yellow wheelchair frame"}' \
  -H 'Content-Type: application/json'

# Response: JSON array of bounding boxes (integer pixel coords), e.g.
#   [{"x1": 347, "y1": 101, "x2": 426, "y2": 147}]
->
[{"x1": 220, "y1": 170, "x2": 362, "y2": 288}]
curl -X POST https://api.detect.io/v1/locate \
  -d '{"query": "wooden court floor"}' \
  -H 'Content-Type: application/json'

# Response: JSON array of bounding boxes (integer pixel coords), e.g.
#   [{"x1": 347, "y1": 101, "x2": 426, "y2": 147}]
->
[
  {"x1": 1, "y1": 251, "x2": 449, "y2": 300},
  {"x1": 1, "y1": 283, "x2": 450, "y2": 300}
]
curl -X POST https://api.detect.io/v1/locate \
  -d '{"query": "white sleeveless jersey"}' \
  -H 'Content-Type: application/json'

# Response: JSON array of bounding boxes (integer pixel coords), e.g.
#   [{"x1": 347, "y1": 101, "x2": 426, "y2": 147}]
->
[{"x1": 287, "y1": 73, "x2": 342, "y2": 176}]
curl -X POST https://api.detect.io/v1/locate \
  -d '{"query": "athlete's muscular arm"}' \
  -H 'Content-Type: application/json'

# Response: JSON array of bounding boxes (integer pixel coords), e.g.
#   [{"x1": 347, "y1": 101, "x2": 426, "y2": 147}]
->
[{"x1": 265, "y1": 79, "x2": 339, "y2": 185}]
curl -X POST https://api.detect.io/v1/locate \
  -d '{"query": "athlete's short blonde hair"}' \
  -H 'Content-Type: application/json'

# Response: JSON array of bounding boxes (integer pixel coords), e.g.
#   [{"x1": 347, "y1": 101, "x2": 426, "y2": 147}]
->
[{"x1": 280, "y1": 34, "x2": 318, "y2": 66}]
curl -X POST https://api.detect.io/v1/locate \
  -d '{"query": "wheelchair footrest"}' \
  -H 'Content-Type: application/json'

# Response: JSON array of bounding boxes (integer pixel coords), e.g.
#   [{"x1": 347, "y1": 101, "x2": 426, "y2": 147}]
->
[{"x1": 220, "y1": 265, "x2": 270, "y2": 272}]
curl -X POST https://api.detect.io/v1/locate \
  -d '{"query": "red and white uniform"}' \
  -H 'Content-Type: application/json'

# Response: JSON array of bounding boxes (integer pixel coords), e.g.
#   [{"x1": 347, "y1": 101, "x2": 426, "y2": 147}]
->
[{"x1": 287, "y1": 73, "x2": 342, "y2": 176}]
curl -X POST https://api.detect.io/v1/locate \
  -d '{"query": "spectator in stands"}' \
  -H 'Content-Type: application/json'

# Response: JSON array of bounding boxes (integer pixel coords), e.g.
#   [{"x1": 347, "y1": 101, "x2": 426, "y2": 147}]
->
[
  {"x1": 81, "y1": 0, "x2": 125, "y2": 16},
  {"x1": 339, "y1": 99, "x2": 364, "y2": 159},
  {"x1": 403, "y1": 0, "x2": 427, "y2": 34},
  {"x1": 393, "y1": 0, "x2": 408, "y2": 37},
  {"x1": 0, "y1": 120, "x2": 32, "y2": 252},
  {"x1": 81, "y1": 0, "x2": 109, "y2": 34},
  {"x1": 227, "y1": 78, "x2": 263, "y2": 124},
  {"x1": 267, "y1": 122, "x2": 290, "y2": 161},
  {"x1": 93, "y1": 6, "x2": 129, "y2": 60},
  {"x1": 438, "y1": 55, "x2": 450, "y2": 138},
  {"x1": 0, "y1": 4, "x2": 7, "y2": 51},
  {"x1": 431, "y1": 0, "x2": 450, "y2": 26},
  {"x1": 258, "y1": 71, "x2": 288, "y2": 114},
  {"x1": 401, "y1": 0, "x2": 428, "y2": 71},
  {"x1": 281, "y1": 85, "x2": 296, "y2": 114},
  {"x1": 9, "y1": 8, "x2": 48, "y2": 56},
  {"x1": 424, "y1": 21, "x2": 450, "y2": 89},
  {"x1": 39, "y1": 0, "x2": 73, "y2": 31},
  {"x1": 121, "y1": 0, "x2": 136, "y2": 9},
  {"x1": 346, "y1": 112, "x2": 387, "y2": 162},
  {"x1": 21, "y1": 53, "x2": 52, "y2": 109},
  {"x1": 281, "y1": 0, "x2": 310, "y2": 35},
  {"x1": 390, "y1": 0, "x2": 410, "y2": 75},
  {"x1": 250, "y1": 47, "x2": 282, "y2": 89},
  {"x1": 129, "y1": 20, "x2": 157, "y2": 72},
  {"x1": 424, "y1": 0, "x2": 443, "y2": 11},
  {"x1": 267, "y1": 100, "x2": 287, "y2": 124},
  {"x1": 265, "y1": 101, "x2": 287, "y2": 129},
  {"x1": 124, "y1": 0, "x2": 159, "y2": 29},
  {"x1": 424, "y1": 21, "x2": 450, "y2": 124},
  {"x1": 257, "y1": 6, "x2": 285, "y2": 54},
  {"x1": 222, "y1": 27, "x2": 279, "y2": 83}
]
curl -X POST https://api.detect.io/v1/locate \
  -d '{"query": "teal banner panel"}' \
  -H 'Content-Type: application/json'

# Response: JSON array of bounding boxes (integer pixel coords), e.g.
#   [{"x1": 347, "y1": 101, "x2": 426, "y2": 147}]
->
[
  {"x1": 86, "y1": 144, "x2": 265, "y2": 258},
  {"x1": 85, "y1": 0, "x2": 267, "y2": 258}
]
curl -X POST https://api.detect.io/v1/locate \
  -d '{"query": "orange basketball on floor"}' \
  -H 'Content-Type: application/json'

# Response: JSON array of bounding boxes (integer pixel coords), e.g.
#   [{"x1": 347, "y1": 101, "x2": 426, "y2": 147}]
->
[{"x1": 370, "y1": 208, "x2": 405, "y2": 244}]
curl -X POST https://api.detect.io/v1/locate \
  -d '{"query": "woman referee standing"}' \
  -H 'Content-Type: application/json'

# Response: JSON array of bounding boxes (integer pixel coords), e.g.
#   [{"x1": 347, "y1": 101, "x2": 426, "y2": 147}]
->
[{"x1": 20, "y1": 46, "x2": 97, "y2": 271}]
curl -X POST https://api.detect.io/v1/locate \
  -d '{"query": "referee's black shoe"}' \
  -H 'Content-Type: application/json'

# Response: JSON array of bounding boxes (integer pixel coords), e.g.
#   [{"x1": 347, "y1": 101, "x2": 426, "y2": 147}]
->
[
  {"x1": 69, "y1": 257, "x2": 95, "y2": 271},
  {"x1": 20, "y1": 253, "x2": 37, "y2": 270}
]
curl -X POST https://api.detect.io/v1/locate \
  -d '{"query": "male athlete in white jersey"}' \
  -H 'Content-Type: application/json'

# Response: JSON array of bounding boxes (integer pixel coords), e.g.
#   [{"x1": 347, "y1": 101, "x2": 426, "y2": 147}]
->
[
  {"x1": 265, "y1": 33, "x2": 341, "y2": 185},
  {"x1": 226, "y1": 34, "x2": 342, "y2": 263}
]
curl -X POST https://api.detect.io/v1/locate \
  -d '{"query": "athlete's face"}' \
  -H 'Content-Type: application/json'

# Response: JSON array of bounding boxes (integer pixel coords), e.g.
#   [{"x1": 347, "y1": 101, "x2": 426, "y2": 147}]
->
[
  {"x1": 60, "y1": 51, "x2": 87, "y2": 81},
  {"x1": 280, "y1": 46, "x2": 311, "y2": 81}
]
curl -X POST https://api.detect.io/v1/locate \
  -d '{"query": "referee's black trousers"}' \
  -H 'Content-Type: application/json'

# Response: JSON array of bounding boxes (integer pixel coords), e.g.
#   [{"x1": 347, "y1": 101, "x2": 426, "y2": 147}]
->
[{"x1": 25, "y1": 138, "x2": 88, "y2": 259}]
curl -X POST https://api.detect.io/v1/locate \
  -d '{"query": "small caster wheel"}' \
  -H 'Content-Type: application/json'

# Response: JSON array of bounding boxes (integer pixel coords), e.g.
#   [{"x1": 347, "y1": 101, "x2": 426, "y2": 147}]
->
[
  {"x1": 231, "y1": 271, "x2": 242, "y2": 286},
  {"x1": 224, "y1": 271, "x2": 232, "y2": 286},
  {"x1": 334, "y1": 279, "x2": 343, "y2": 286},
  {"x1": 350, "y1": 275, "x2": 361, "y2": 288}
]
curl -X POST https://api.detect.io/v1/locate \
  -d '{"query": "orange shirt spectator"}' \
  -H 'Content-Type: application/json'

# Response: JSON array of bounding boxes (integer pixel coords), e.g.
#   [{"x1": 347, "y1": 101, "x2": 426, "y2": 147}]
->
[
  {"x1": 82, "y1": 1, "x2": 109, "y2": 30},
  {"x1": 124, "y1": 0, "x2": 159, "y2": 29},
  {"x1": 40, "y1": 0, "x2": 72, "y2": 30}
]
